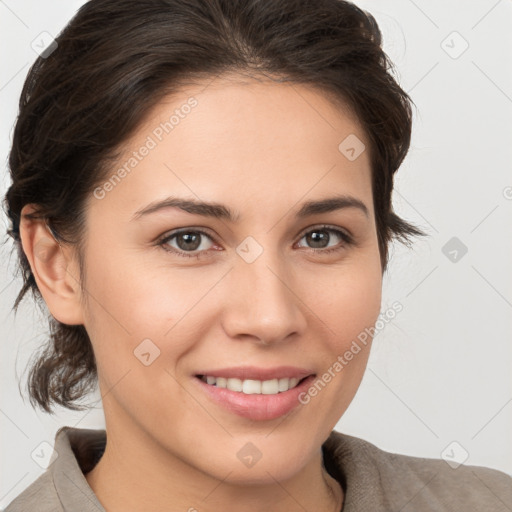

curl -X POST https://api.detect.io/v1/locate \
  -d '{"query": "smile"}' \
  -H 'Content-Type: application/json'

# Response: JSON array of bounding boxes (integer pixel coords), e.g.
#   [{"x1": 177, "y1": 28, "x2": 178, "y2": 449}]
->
[{"x1": 194, "y1": 372, "x2": 317, "y2": 421}]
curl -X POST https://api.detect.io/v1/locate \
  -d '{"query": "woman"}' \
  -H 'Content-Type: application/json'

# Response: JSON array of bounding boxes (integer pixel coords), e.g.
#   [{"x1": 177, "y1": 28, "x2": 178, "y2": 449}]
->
[{"x1": 3, "y1": 0, "x2": 511, "y2": 510}]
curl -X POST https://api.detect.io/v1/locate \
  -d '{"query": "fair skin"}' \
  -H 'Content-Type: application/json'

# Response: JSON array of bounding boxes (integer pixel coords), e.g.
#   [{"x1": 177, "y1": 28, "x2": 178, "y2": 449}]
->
[{"x1": 20, "y1": 75, "x2": 382, "y2": 512}]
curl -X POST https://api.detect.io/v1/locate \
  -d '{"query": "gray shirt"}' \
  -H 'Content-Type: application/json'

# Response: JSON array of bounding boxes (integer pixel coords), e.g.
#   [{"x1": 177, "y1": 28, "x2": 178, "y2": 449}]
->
[{"x1": 4, "y1": 426, "x2": 512, "y2": 511}]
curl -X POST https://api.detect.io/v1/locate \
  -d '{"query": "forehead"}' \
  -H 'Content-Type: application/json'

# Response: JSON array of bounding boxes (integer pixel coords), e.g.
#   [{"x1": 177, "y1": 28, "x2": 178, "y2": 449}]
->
[{"x1": 87, "y1": 75, "x2": 373, "y2": 224}]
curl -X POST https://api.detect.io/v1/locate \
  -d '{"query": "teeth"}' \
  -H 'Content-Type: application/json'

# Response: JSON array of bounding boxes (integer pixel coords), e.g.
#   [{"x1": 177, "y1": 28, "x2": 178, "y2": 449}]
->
[{"x1": 200, "y1": 375, "x2": 302, "y2": 394}]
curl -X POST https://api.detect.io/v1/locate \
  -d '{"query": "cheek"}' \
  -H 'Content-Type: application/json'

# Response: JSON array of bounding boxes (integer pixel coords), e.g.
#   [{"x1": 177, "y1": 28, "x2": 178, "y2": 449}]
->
[
  {"x1": 83, "y1": 247, "x2": 179, "y2": 335},
  {"x1": 81, "y1": 248, "x2": 217, "y2": 380},
  {"x1": 306, "y1": 256, "x2": 382, "y2": 343},
  {"x1": 334, "y1": 272, "x2": 381, "y2": 339}
]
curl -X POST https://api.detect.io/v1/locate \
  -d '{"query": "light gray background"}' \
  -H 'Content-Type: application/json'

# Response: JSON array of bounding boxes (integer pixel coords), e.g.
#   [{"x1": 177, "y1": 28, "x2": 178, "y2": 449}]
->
[{"x1": 1, "y1": 0, "x2": 511, "y2": 508}]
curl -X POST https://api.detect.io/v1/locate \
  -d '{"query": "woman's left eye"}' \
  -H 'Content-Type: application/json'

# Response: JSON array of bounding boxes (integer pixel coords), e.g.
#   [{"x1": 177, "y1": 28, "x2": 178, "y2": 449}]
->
[
  {"x1": 157, "y1": 225, "x2": 354, "y2": 259},
  {"x1": 296, "y1": 226, "x2": 354, "y2": 254}
]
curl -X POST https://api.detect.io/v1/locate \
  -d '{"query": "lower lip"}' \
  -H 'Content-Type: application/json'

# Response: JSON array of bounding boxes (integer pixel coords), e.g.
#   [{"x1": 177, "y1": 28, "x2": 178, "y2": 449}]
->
[{"x1": 194, "y1": 375, "x2": 316, "y2": 421}]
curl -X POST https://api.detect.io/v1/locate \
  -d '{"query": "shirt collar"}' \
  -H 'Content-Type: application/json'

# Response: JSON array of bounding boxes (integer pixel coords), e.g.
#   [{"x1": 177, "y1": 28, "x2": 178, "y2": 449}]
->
[
  {"x1": 51, "y1": 426, "x2": 106, "y2": 512},
  {"x1": 322, "y1": 430, "x2": 388, "y2": 510}
]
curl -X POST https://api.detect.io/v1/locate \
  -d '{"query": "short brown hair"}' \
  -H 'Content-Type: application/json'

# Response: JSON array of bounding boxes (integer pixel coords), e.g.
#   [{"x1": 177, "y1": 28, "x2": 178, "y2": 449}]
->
[{"x1": 3, "y1": 0, "x2": 426, "y2": 413}]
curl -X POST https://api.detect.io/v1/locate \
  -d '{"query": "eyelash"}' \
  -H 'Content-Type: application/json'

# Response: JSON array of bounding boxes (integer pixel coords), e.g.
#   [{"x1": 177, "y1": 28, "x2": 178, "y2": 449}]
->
[{"x1": 156, "y1": 224, "x2": 354, "y2": 260}]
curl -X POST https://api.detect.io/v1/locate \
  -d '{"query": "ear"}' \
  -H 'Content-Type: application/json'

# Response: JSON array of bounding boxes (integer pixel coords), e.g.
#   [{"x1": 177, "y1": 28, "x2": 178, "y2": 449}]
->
[{"x1": 19, "y1": 204, "x2": 85, "y2": 325}]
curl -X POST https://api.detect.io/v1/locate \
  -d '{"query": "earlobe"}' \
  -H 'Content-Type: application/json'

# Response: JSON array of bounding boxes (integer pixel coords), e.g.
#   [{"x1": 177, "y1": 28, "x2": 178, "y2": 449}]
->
[{"x1": 19, "y1": 204, "x2": 85, "y2": 326}]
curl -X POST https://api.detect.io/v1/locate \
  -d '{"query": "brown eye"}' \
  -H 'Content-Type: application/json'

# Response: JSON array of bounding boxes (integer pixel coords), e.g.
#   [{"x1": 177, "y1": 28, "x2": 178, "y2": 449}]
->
[
  {"x1": 296, "y1": 226, "x2": 353, "y2": 254},
  {"x1": 159, "y1": 229, "x2": 216, "y2": 259}
]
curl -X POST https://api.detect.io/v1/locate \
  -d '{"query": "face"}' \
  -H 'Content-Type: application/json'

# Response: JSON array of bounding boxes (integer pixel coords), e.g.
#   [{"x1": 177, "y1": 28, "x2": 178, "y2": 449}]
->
[{"x1": 78, "y1": 75, "x2": 382, "y2": 483}]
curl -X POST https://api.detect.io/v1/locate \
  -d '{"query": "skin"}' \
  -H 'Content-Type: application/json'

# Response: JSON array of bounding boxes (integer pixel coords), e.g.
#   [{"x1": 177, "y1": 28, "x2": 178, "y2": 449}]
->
[{"x1": 20, "y1": 74, "x2": 383, "y2": 512}]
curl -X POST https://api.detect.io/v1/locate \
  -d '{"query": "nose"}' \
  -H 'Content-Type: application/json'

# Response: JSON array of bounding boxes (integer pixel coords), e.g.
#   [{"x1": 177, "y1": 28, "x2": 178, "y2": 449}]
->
[{"x1": 220, "y1": 248, "x2": 308, "y2": 346}]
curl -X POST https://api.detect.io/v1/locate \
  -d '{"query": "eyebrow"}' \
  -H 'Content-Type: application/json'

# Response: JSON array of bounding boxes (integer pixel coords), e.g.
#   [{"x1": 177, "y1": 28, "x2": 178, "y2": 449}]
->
[{"x1": 131, "y1": 194, "x2": 369, "y2": 222}]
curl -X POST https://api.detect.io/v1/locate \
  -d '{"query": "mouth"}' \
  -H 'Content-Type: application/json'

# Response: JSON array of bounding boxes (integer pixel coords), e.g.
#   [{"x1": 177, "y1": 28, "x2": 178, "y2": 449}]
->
[{"x1": 193, "y1": 368, "x2": 317, "y2": 421}]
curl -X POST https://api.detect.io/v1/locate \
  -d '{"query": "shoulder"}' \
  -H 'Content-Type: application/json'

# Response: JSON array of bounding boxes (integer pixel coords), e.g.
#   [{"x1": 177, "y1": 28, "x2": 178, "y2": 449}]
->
[
  {"x1": 3, "y1": 470, "x2": 62, "y2": 512},
  {"x1": 323, "y1": 430, "x2": 512, "y2": 511}
]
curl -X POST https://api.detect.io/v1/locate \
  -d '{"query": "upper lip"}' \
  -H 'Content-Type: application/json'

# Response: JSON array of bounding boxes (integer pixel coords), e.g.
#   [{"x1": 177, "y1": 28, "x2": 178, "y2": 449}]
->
[{"x1": 196, "y1": 366, "x2": 315, "y2": 381}]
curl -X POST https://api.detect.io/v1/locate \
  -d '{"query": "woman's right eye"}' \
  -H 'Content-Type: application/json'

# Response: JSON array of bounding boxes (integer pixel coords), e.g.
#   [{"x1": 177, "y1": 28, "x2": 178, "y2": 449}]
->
[{"x1": 158, "y1": 229, "x2": 217, "y2": 259}]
